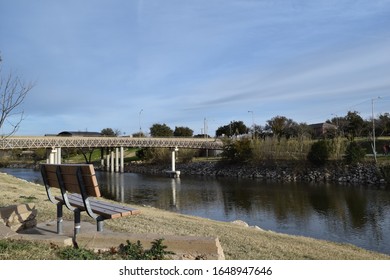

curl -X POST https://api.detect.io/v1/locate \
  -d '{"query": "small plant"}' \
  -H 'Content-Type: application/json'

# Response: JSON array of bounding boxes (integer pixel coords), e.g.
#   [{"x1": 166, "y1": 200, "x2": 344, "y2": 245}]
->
[
  {"x1": 57, "y1": 246, "x2": 99, "y2": 260},
  {"x1": 118, "y1": 238, "x2": 174, "y2": 260}
]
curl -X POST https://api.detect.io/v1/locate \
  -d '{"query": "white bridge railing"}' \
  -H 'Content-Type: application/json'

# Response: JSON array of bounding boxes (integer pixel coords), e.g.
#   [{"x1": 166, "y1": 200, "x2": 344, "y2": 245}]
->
[{"x1": 0, "y1": 136, "x2": 223, "y2": 150}]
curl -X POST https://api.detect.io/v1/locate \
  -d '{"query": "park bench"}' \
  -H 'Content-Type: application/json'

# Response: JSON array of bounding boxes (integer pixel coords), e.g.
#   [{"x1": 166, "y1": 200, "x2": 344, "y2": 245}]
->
[{"x1": 40, "y1": 163, "x2": 140, "y2": 244}]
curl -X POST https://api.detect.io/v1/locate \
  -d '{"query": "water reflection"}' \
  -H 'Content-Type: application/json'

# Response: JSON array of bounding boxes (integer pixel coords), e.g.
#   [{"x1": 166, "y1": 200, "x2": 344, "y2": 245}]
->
[
  {"x1": 96, "y1": 172, "x2": 390, "y2": 255},
  {"x1": 2, "y1": 168, "x2": 390, "y2": 255}
]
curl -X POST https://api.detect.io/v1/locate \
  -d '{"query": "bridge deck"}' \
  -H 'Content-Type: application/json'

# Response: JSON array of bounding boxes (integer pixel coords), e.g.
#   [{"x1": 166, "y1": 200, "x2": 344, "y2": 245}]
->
[{"x1": 0, "y1": 136, "x2": 223, "y2": 150}]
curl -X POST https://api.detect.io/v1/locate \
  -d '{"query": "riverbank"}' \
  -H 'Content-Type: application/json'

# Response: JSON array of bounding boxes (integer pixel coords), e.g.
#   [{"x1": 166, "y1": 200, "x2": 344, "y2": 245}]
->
[
  {"x1": 126, "y1": 160, "x2": 389, "y2": 185},
  {"x1": 0, "y1": 172, "x2": 389, "y2": 260}
]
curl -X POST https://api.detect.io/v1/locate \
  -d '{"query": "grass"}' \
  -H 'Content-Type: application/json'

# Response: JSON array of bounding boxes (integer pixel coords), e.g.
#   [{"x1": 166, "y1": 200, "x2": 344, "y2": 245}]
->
[{"x1": 1, "y1": 172, "x2": 389, "y2": 260}]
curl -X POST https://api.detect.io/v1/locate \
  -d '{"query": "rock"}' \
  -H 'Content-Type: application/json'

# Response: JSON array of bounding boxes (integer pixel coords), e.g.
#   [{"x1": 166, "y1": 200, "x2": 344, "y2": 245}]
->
[
  {"x1": 0, "y1": 203, "x2": 37, "y2": 232},
  {"x1": 231, "y1": 220, "x2": 249, "y2": 227}
]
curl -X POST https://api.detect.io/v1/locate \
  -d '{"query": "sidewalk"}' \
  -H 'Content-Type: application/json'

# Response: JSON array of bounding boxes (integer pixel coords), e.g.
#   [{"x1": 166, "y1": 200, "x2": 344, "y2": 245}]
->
[{"x1": 1, "y1": 220, "x2": 225, "y2": 260}]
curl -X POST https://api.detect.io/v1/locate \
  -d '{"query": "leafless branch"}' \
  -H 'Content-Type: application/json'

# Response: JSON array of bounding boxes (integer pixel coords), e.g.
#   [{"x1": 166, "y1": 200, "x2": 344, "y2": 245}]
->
[{"x1": 0, "y1": 66, "x2": 34, "y2": 137}]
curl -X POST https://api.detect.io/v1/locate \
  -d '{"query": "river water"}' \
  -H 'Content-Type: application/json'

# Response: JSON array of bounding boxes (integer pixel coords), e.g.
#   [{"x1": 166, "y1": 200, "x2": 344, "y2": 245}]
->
[{"x1": 2, "y1": 167, "x2": 390, "y2": 255}]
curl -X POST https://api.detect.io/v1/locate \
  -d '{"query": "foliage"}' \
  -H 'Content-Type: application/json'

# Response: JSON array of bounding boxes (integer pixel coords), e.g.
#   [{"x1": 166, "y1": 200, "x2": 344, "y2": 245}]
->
[
  {"x1": 344, "y1": 141, "x2": 366, "y2": 164},
  {"x1": 118, "y1": 238, "x2": 174, "y2": 260},
  {"x1": 101, "y1": 128, "x2": 121, "y2": 136},
  {"x1": 216, "y1": 120, "x2": 248, "y2": 137},
  {"x1": 57, "y1": 246, "x2": 99, "y2": 260},
  {"x1": 0, "y1": 239, "x2": 57, "y2": 260},
  {"x1": 56, "y1": 238, "x2": 173, "y2": 260},
  {"x1": 221, "y1": 137, "x2": 253, "y2": 163},
  {"x1": 307, "y1": 140, "x2": 330, "y2": 166},
  {"x1": 174, "y1": 126, "x2": 193, "y2": 137},
  {"x1": 345, "y1": 111, "x2": 366, "y2": 140},
  {"x1": 150, "y1": 123, "x2": 174, "y2": 137},
  {"x1": 132, "y1": 131, "x2": 146, "y2": 137}
]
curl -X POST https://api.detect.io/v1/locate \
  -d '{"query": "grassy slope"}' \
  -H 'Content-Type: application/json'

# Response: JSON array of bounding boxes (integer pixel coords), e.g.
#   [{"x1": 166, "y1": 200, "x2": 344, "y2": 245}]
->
[{"x1": 0, "y1": 172, "x2": 389, "y2": 260}]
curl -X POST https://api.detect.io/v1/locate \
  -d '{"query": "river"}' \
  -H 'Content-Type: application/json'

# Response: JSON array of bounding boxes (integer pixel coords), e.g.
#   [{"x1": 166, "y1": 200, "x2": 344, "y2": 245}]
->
[{"x1": 2, "y1": 167, "x2": 390, "y2": 255}]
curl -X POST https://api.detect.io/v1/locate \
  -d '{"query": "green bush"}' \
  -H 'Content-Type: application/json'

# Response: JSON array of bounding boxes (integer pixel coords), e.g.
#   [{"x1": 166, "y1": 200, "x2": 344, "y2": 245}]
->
[
  {"x1": 118, "y1": 238, "x2": 174, "y2": 260},
  {"x1": 344, "y1": 141, "x2": 366, "y2": 164},
  {"x1": 307, "y1": 140, "x2": 329, "y2": 166},
  {"x1": 221, "y1": 138, "x2": 253, "y2": 163},
  {"x1": 56, "y1": 238, "x2": 174, "y2": 260},
  {"x1": 58, "y1": 246, "x2": 99, "y2": 260}
]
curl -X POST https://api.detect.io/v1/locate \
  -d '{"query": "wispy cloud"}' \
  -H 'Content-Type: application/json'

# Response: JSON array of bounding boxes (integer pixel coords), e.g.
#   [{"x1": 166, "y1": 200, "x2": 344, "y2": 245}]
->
[{"x1": 1, "y1": 0, "x2": 390, "y2": 135}]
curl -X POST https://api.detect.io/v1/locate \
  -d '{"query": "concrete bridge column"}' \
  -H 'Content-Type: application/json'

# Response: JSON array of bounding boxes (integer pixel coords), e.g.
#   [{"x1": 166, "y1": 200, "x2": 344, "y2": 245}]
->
[
  {"x1": 46, "y1": 147, "x2": 61, "y2": 164},
  {"x1": 166, "y1": 147, "x2": 180, "y2": 178},
  {"x1": 56, "y1": 147, "x2": 61, "y2": 164},
  {"x1": 100, "y1": 148, "x2": 105, "y2": 169},
  {"x1": 106, "y1": 149, "x2": 111, "y2": 171},
  {"x1": 120, "y1": 147, "x2": 124, "y2": 173},
  {"x1": 110, "y1": 150, "x2": 115, "y2": 173},
  {"x1": 115, "y1": 148, "x2": 119, "y2": 173}
]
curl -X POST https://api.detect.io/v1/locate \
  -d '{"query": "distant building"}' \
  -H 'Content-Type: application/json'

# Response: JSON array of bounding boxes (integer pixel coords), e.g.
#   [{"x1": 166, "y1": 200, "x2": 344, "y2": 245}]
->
[
  {"x1": 57, "y1": 131, "x2": 102, "y2": 137},
  {"x1": 309, "y1": 123, "x2": 337, "y2": 138}
]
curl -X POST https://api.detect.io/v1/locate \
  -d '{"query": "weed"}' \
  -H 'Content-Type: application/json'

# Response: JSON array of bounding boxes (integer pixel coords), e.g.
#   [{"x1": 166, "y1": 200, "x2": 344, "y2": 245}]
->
[
  {"x1": 57, "y1": 246, "x2": 100, "y2": 260},
  {"x1": 118, "y1": 238, "x2": 174, "y2": 260}
]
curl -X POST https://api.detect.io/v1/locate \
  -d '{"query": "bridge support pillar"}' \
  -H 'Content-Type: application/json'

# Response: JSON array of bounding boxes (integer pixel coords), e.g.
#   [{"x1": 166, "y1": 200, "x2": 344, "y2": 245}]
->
[
  {"x1": 115, "y1": 148, "x2": 119, "y2": 173},
  {"x1": 46, "y1": 147, "x2": 61, "y2": 164},
  {"x1": 166, "y1": 147, "x2": 180, "y2": 178},
  {"x1": 110, "y1": 150, "x2": 115, "y2": 173},
  {"x1": 106, "y1": 149, "x2": 111, "y2": 171},
  {"x1": 103, "y1": 147, "x2": 124, "y2": 173},
  {"x1": 120, "y1": 147, "x2": 124, "y2": 173}
]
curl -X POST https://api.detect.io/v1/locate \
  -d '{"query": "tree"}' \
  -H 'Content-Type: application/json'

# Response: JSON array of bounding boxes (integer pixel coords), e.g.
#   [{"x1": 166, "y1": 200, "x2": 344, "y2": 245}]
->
[
  {"x1": 216, "y1": 120, "x2": 248, "y2": 137},
  {"x1": 173, "y1": 126, "x2": 193, "y2": 137},
  {"x1": 101, "y1": 128, "x2": 120, "y2": 136},
  {"x1": 345, "y1": 111, "x2": 365, "y2": 140},
  {"x1": 0, "y1": 56, "x2": 34, "y2": 136},
  {"x1": 266, "y1": 115, "x2": 297, "y2": 141},
  {"x1": 377, "y1": 113, "x2": 390, "y2": 137},
  {"x1": 150, "y1": 123, "x2": 173, "y2": 137}
]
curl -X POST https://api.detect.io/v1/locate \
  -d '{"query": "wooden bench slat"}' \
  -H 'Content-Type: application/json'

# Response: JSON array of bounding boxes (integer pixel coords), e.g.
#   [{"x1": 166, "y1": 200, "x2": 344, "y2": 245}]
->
[
  {"x1": 55, "y1": 194, "x2": 140, "y2": 219},
  {"x1": 56, "y1": 195, "x2": 122, "y2": 218},
  {"x1": 68, "y1": 194, "x2": 140, "y2": 216}
]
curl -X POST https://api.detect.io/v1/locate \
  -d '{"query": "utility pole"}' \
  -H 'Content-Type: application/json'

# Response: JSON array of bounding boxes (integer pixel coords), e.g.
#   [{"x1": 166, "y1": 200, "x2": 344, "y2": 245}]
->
[
  {"x1": 139, "y1": 109, "x2": 143, "y2": 135},
  {"x1": 372, "y1": 97, "x2": 381, "y2": 163}
]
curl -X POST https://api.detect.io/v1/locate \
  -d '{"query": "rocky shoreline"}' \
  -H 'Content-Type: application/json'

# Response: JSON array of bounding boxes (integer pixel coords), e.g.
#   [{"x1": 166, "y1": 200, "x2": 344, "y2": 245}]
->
[
  {"x1": 125, "y1": 160, "x2": 388, "y2": 185},
  {"x1": 3, "y1": 160, "x2": 388, "y2": 186}
]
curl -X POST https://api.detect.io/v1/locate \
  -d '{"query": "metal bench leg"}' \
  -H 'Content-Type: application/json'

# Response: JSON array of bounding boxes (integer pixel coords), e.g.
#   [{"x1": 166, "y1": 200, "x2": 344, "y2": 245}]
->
[
  {"x1": 97, "y1": 219, "x2": 104, "y2": 232},
  {"x1": 72, "y1": 209, "x2": 81, "y2": 248},
  {"x1": 56, "y1": 203, "x2": 63, "y2": 234},
  {"x1": 74, "y1": 209, "x2": 81, "y2": 235}
]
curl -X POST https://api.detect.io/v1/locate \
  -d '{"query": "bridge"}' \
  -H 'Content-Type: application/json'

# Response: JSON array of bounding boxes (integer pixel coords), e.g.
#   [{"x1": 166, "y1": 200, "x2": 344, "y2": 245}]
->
[{"x1": 0, "y1": 136, "x2": 223, "y2": 174}]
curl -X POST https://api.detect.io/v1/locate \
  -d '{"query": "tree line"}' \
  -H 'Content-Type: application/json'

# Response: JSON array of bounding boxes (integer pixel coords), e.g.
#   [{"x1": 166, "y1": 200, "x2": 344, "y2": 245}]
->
[{"x1": 123, "y1": 111, "x2": 390, "y2": 141}]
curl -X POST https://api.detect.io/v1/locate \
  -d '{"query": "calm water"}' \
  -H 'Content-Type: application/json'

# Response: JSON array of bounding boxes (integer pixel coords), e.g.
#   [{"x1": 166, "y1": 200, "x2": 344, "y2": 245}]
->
[{"x1": 2, "y1": 168, "x2": 390, "y2": 255}]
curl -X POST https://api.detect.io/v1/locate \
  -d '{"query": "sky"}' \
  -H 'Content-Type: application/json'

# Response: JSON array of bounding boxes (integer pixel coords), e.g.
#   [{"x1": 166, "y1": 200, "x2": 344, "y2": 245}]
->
[{"x1": 1, "y1": 0, "x2": 390, "y2": 136}]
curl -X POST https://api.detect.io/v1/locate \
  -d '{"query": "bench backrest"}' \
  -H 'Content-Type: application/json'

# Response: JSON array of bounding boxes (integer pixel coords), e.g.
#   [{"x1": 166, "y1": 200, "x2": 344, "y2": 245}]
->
[{"x1": 41, "y1": 164, "x2": 101, "y2": 197}]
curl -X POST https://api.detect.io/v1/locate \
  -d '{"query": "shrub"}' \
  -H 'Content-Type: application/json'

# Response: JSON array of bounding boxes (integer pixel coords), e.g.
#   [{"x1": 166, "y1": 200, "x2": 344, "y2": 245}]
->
[
  {"x1": 221, "y1": 138, "x2": 253, "y2": 163},
  {"x1": 307, "y1": 140, "x2": 329, "y2": 166},
  {"x1": 344, "y1": 141, "x2": 366, "y2": 164},
  {"x1": 118, "y1": 238, "x2": 174, "y2": 260}
]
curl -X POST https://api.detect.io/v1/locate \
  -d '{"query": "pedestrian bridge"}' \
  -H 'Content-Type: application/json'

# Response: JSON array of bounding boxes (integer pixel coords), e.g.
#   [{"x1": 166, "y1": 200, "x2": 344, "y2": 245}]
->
[
  {"x1": 0, "y1": 136, "x2": 223, "y2": 150},
  {"x1": 0, "y1": 136, "x2": 223, "y2": 174}
]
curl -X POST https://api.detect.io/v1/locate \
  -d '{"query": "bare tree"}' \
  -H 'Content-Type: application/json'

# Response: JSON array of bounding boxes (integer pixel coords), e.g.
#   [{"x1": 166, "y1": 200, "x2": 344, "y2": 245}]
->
[{"x1": 0, "y1": 56, "x2": 34, "y2": 136}]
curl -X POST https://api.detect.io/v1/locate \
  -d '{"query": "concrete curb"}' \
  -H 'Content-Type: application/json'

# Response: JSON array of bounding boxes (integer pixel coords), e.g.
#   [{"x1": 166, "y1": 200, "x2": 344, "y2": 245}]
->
[{"x1": 9, "y1": 220, "x2": 225, "y2": 260}]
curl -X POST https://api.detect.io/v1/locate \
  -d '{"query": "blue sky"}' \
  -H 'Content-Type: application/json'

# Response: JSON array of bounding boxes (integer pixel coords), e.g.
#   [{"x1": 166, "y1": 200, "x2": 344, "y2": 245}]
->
[{"x1": 1, "y1": 0, "x2": 390, "y2": 136}]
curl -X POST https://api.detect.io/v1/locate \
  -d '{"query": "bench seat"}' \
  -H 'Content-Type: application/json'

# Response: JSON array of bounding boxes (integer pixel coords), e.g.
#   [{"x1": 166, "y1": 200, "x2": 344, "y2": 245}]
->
[{"x1": 55, "y1": 194, "x2": 141, "y2": 219}]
